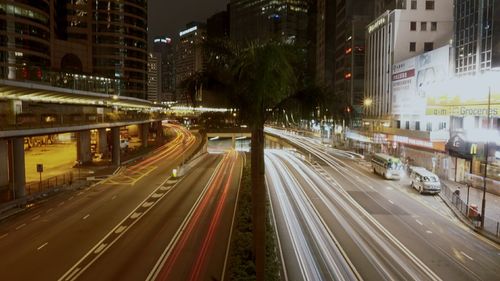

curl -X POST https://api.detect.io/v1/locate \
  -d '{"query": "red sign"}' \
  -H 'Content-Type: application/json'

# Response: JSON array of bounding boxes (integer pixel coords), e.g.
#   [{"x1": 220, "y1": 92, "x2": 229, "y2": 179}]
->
[{"x1": 392, "y1": 69, "x2": 415, "y2": 81}]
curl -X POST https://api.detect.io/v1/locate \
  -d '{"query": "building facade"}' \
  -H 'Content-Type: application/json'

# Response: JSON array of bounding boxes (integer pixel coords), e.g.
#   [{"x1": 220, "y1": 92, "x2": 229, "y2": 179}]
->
[
  {"x1": 147, "y1": 52, "x2": 159, "y2": 103},
  {"x1": 0, "y1": 1, "x2": 51, "y2": 79},
  {"x1": 0, "y1": 0, "x2": 148, "y2": 99},
  {"x1": 175, "y1": 23, "x2": 206, "y2": 105},
  {"x1": 229, "y1": 0, "x2": 309, "y2": 44},
  {"x1": 364, "y1": 0, "x2": 453, "y2": 120},
  {"x1": 334, "y1": 0, "x2": 374, "y2": 125},
  {"x1": 153, "y1": 37, "x2": 176, "y2": 102}
]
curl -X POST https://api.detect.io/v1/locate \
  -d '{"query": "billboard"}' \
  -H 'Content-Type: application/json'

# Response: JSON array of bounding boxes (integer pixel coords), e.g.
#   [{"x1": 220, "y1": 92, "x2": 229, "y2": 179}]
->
[
  {"x1": 425, "y1": 72, "x2": 500, "y2": 117},
  {"x1": 392, "y1": 46, "x2": 450, "y2": 116}
]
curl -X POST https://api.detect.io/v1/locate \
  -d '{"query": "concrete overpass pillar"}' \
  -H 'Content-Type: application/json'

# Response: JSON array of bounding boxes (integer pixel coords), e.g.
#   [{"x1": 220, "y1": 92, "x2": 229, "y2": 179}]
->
[
  {"x1": 0, "y1": 140, "x2": 9, "y2": 187},
  {"x1": 231, "y1": 135, "x2": 236, "y2": 149},
  {"x1": 97, "y1": 128, "x2": 108, "y2": 156},
  {"x1": 77, "y1": 130, "x2": 92, "y2": 164},
  {"x1": 140, "y1": 123, "x2": 149, "y2": 148},
  {"x1": 156, "y1": 121, "x2": 164, "y2": 144},
  {"x1": 12, "y1": 137, "x2": 25, "y2": 198},
  {"x1": 111, "y1": 127, "x2": 120, "y2": 166}
]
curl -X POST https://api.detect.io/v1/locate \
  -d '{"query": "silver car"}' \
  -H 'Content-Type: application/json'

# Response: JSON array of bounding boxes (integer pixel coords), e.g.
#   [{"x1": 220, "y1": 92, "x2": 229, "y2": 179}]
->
[{"x1": 409, "y1": 167, "x2": 441, "y2": 194}]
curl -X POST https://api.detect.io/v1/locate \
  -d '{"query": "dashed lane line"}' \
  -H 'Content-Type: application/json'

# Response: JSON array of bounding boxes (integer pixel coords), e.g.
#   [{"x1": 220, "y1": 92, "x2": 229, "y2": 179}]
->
[
  {"x1": 460, "y1": 251, "x2": 474, "y2": 261},
  {"x1": 16, "y1": 223, "x2": 26, "y2": 230},
  {"x1": 82, "y1": 214, "x2": 90, "y2": 220},
  {"x1": 37, "y1": 242, "x2": 48, "y2": 251}
]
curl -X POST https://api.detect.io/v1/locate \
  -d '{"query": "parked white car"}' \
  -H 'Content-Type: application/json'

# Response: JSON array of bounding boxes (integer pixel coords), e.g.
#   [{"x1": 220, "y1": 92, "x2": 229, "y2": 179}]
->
[{"x1": 409, "y1": 167, "x2": 441, "y2": 194}]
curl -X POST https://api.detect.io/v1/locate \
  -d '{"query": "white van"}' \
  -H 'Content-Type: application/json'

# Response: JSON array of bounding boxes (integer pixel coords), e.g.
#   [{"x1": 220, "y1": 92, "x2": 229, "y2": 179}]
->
[{"x1": 409, "y1": 167, "x2": 441, "y2": 194}]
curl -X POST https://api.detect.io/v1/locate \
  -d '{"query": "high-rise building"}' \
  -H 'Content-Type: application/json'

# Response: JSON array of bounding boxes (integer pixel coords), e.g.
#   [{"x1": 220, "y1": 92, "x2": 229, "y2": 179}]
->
[
  {"x1": 334, "y1": 0, "x2": 374, "y2": 125},
  {"x1": 153, "y1": 37, "x2": 176, "y2": 102},
  {"x1": 454, "y1": 0, "x2": 500, "y2": 75},
  {"x1": 147, "y1": 53, "x2": 160, "y2": 103},
  {"x1": 0, "y1": 1, "x2": 51, "y2": 79},
  {"x1": 92, "y1": 0, "x2": 148, "y2": 99},
  {"x1": 207, "y1": 10, "x2": 230, "y2": 40},
  {"x1": 0, "y1": 0, "x2": 148, "y2": 99},
  {"x1": 229, "y1": 0, "x2": 309, "y2": 44},
  {"x1": 364, "y1": 0, "x2": 453, "y2": 119},
  {"x1": 175, "y1": 22, "x2": 207, "y2": 105}
]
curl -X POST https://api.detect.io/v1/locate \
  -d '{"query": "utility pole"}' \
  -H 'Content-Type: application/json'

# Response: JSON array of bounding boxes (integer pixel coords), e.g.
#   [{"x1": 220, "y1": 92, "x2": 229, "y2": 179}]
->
[{"x1": 480, "y1": 86, "x2": 491, "y2": 228}]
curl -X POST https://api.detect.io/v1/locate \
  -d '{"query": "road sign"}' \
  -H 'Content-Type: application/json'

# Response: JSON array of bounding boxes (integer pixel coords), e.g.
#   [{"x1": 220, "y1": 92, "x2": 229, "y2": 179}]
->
[{"x1": 37, "y1": 164, "x2": 43, "y2": 173}]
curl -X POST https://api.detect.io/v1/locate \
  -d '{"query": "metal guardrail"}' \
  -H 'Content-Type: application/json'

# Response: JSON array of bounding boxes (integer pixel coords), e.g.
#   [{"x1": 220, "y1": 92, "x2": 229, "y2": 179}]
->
[
  {"x1": 25, "y1": 172, "x2": 74, "y2": 196},
  {"x1": 441, "y1": 182, "x2": 500, "y2": 238}
]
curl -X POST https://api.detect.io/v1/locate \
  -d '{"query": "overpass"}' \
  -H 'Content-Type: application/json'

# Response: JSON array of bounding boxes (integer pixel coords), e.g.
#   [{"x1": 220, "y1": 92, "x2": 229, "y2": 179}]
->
[
  {"x1": 0, "y1": 77, "x2": 169, "y2": 200},
  {"x1": 206, "y1": 128, "x2": 251, "y2": 149}
]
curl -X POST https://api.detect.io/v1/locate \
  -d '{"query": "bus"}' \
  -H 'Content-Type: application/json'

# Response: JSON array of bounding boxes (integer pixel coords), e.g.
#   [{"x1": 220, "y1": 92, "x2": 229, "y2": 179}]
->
[{"x1": 371, "y1": 153, "x2": 403, "y2": 180}]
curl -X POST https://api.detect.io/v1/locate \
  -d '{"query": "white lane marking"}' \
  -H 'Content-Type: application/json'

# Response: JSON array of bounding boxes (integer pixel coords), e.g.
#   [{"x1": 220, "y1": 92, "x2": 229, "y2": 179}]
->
[
  {"x1": 68, "y1": 196, "x2": 74, "y2": 201},
  {"x1": 82, "y1": 214, "x2": 90, "y2": 220},
  {"x1": 65, "y1": 268, "x2": 81, "y2": 281},
  {"x1": 46, "y1": 208, "x2": 53, "y2": 213},
  {"x1": 58, "y1": 202, "x2": 65, "y2": 206},
  {"x1": 130, "y1": 212, "x2": 141, "y2": 219},
  {"x1": 151, "y1": 193, "x2": 162, "y2": 198},
  {"x1": 0, "y1": 233, "x2": 8, "y2": 239},
  {"x1": 37, "y1": 242, "x2": 48, "y2": 251},
  {"x1": 94, "y1": 244, "x2": 106, "y2": 254},
  {"x1": 388, "y1": 200, "x2": 394, "y2": 204},
  {"x1": 115, "y1": 226, "x2": 127, "y2": 234},
  {"x1": 426, "y1": 230, "x2": 433, "y2": 234},
  {"x1": 460, "y1": 251, "x2": 474, "y2": 261},
  {"x1": 416, "y1": 220, "x2": 423, "y2": 226},
  {"x1": 78, "y1": 192, "x2": 84, "y2": 196},
  {"x1": 367, "y1": 185, "x2": 375, "y2": 190},
  {"x1": 111, "y1": 195, "x2": 117, "y2": 200},
  {"x1": 16, "y1": 223, "x2": 26, "y2": 230},
  {"x1": 386, "y1": 186, "x2": 393, "y2": 190},
  {"x1": 142, "y1": 201, "x2": 153, "y2": 208},
  {"x1": 32, "y1": 215, "x2": 41, "y2": 221}
]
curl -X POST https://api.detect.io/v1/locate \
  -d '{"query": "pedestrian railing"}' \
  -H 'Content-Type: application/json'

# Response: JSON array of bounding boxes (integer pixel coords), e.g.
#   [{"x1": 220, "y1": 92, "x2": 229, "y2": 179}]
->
[
  {"x1": 25, "y1": 172, "x2": 74, "y2": 196},
  {"x1": 442, "y1": 182, "x2": 500, "y2": 238}
]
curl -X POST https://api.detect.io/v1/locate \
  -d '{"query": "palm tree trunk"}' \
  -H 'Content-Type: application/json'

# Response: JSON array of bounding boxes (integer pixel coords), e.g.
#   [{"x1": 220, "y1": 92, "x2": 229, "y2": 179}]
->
[{"x1": 251, "y1": 123, "x2": 266, "y2": 280}]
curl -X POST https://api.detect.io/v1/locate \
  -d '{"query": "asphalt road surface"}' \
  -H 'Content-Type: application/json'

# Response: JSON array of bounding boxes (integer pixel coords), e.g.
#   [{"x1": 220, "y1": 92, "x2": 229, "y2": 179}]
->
[
  {"x1": 0, "y1": 126, "x2": 243, "y2": 281},
  {"x1": 265, "y1": 127, "x2": 500, "y2": 281}
]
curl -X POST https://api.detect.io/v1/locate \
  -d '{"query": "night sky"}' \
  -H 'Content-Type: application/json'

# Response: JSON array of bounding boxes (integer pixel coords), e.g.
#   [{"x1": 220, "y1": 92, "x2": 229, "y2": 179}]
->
[{"x1": 148, "y1": 0, "x2": 229, "y2": 45}]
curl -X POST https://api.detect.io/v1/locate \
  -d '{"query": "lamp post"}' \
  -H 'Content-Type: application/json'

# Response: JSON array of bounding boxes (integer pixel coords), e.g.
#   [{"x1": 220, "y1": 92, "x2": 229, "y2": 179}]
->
[{"x1": 480, "y1": 86, "x2": 491, "y2": 228}]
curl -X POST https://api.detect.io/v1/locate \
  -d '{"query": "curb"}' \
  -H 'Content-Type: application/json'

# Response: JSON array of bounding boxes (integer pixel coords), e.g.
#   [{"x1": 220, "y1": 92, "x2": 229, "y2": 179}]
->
[{"x1": 438, "y1": 193, "x2": 500, "y2": 244}]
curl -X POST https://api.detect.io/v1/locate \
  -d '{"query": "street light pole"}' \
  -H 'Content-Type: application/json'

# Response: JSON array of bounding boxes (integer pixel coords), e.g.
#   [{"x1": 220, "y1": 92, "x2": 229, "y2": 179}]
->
[{"x1": 480, "y1": 86, "x2": 491, "y2": 228}]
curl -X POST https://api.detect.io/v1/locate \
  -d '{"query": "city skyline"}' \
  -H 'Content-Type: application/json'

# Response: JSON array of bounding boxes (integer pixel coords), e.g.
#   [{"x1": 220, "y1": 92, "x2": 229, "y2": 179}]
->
[{"x1": 148, "y1": 0, "x2": 228, "y2": 43}]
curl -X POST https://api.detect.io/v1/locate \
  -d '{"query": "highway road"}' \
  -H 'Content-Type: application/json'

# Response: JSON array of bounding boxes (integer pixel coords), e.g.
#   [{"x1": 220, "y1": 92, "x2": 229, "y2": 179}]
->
[
  {"x1": 266, "y1": 149, "x2": 360, "y2": 281},
  {"x1": 0, "y1": 125, "x2": 243, "y2": 281},
  {"x1": 265, "y1": 127, "x2": 500, "y2": 281}
]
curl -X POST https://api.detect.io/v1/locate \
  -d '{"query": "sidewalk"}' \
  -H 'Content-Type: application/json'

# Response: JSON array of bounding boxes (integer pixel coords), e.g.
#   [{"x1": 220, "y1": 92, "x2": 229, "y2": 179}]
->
[
  {"x1": 442, "y1": 179, "x2": 500, "y2": 222},
  {"x1": 440, "y1": 179, "x2": 500, "y2": 242}
]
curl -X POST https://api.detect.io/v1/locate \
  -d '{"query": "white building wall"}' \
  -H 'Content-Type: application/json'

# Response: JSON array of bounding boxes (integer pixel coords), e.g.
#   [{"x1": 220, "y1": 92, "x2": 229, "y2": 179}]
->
[{"x1": 365, "y1": 0, "x2": 453, "y2": 119}]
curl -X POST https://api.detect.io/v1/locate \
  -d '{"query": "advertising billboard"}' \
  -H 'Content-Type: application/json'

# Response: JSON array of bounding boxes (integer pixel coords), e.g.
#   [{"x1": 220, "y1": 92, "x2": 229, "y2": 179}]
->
[
  {"x1": 392, "y1": 46, "x2": 450, "y2": 116},
  {"x1": 425, "y1": 73, "x2": 500, "y2": 117}
]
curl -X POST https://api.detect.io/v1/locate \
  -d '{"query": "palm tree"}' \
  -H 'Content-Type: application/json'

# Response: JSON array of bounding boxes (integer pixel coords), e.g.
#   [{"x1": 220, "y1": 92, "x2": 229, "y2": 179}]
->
[{"x1": 206, "y1": 40, "x2": 299, "y2": 279}]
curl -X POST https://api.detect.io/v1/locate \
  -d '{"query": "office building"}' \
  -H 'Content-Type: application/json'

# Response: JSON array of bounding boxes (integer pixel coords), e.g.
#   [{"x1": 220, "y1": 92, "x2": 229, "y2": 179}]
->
[
  {"x1": 364, "y1": 0, "x2": 453, "y2": 120},
  {"x1": 0, "y1": 0, "x2": 148, "y2": 99},
  {"x1": 175, "y1": 22, "x2": 206, "y2": 105},
  {"x1": 334, "y1": 0, "x2": 374, "y2": 125},
  {"x1": 229, "y1": 0, "x2": 309, "y2": 44}
]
